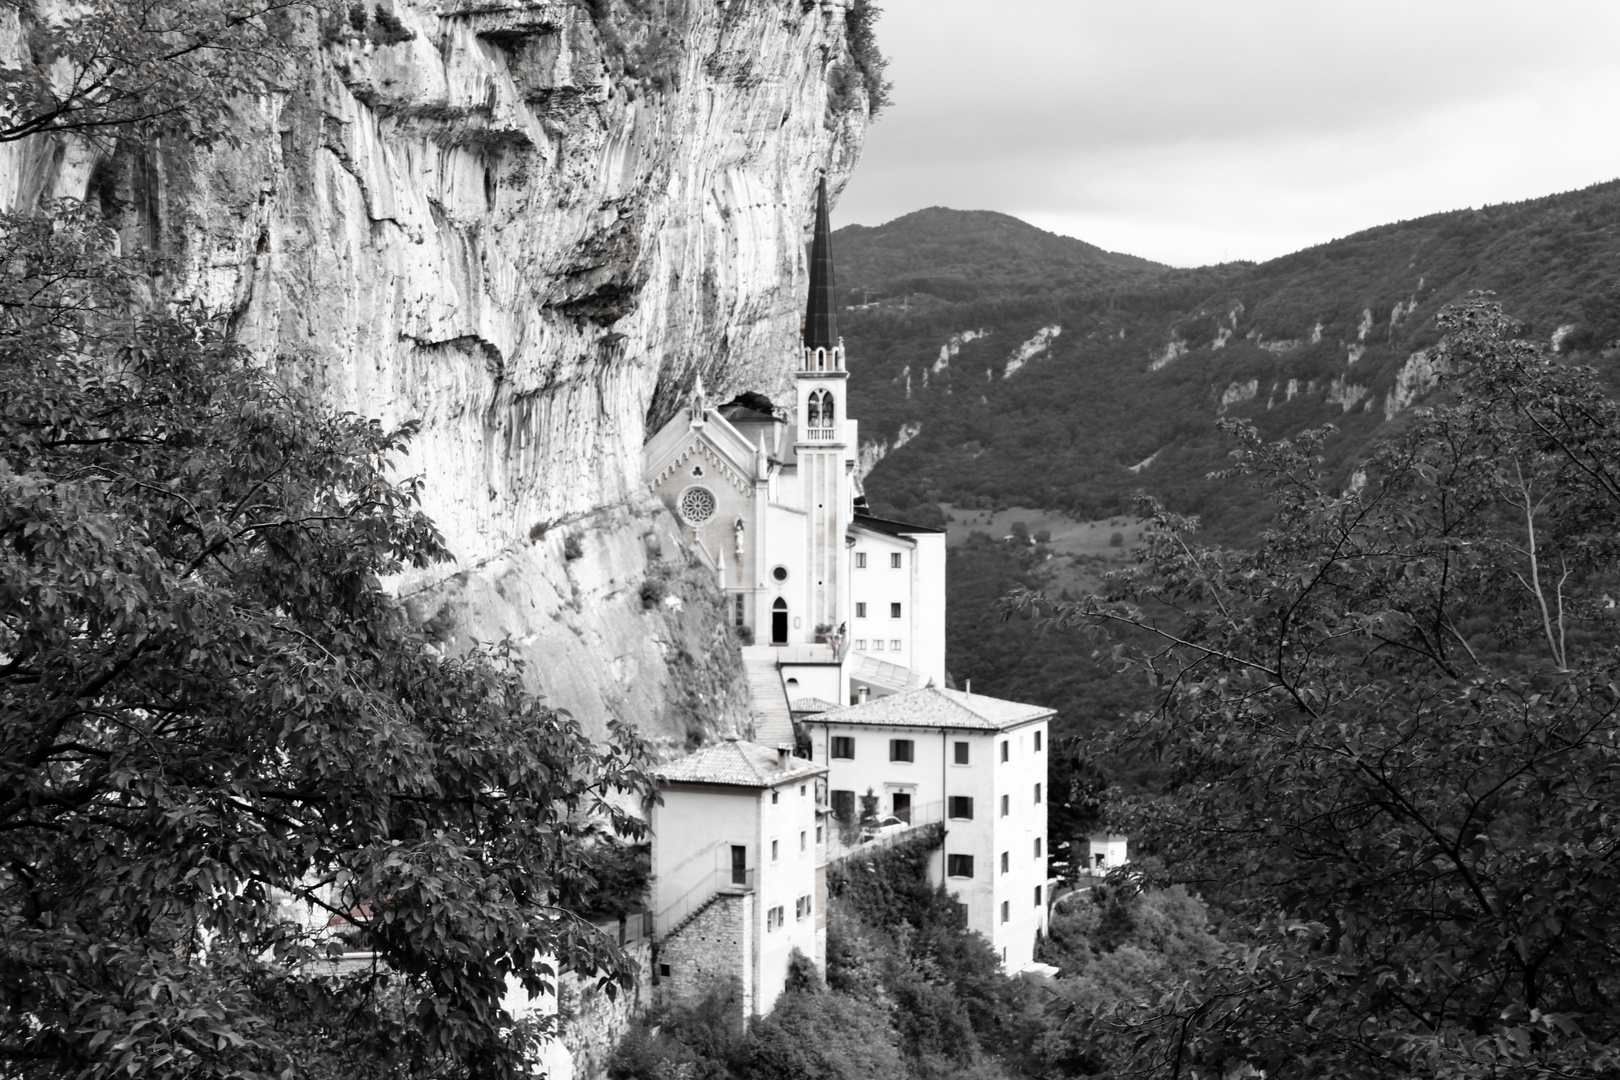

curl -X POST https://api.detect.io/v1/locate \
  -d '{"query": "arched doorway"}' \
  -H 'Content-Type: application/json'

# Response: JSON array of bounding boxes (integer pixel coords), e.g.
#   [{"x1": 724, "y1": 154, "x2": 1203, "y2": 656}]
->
[{"x1": 771, "y1": 598, "x2": 788, "y2": 645}]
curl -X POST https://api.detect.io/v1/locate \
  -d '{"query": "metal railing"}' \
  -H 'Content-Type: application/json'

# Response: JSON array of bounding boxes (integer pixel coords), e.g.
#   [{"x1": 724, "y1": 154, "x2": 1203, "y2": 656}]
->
[
  {"x1": 824, "y1": 800, "x2": 946, "y2": 863},
  {"x1": 653, "y1": 865, "x2": 756, "y2": 940}
]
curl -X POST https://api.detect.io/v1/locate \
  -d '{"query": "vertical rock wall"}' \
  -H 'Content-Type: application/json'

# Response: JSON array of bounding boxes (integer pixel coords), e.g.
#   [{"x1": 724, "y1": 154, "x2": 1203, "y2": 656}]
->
[{"x1": 1, "y1": 0, "x2": 872, "y2": 748}]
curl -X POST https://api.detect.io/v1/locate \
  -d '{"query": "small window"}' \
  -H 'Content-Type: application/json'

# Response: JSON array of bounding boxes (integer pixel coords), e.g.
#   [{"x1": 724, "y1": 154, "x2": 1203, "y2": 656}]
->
[
  {"x1": 1000, "y1": 851, "x2": 1009, "y2": 874},
  {"x1": 771, "y1": 839, "x2": 779, "y2": 861},
  {"x1": 955, "y1": 902, "x2": 969, "y2": 923},
  {"x1": 1000, "y1": 901, "x2": 1009, "y2": 924},
  {"x1": 856, "y1": 552, "x2": 867, "y2": 568},
  {"x1": 947, "y1": 854, "x2": 974, "y2": 878},
  {"x1": 953, "y1": 741, "x2": 969, "y2": 765},
  {"x1": 771, "y1": 790, "x2": 779, "y2": 804},
  {"x1": 890, "y1": 602, "x2": 902, "y2": 618},
  {"x1": 855, "y1": 601, "x2": 867, "y2": 618},
  {"x1": 890, "y1": 552, "x2": 902, "y2": 568},
  {"x1": 816, "y1": 825, "x2": 824, "y2": 843},
  {"x1": 800, "y1": 830, "x2": 807, "y2": 851},
  {"x1": 734, "y1": 594, "x2": 746, "y2": 626},
  {"x1": 658, "y1": 963, "x2": 672, "y2": 978},
  {"x1": 890, "y1": 639, "x2": 901, "y2": 651},
  {"x1": 1000, "y1": 794, "x2": 1009, "y2": 817},
  {"x1": 1034, "y1": 730, "x2": 1043, "y2": 752},
  {"x1": 855, "y1": 638, "x2": 867, "y2": 650},
  {"x1": 831, "y1": 736, "x2": 855, "y2": 759},
  {"x1": 890, "y1": 739, "x2": 915, "y2": 763},
  {"x1": 831, "y1": 789, "x2": 855, "y2": 819},
  {"x1": 948, "y1": 796, "x2": 973, "y2": 819},
  {"x1": 1034, "y1": 837, "x2": 1042, "y2": 859},
  {"x1": 873, "y1": 640, "x2": 884, "y2": 651},
  {"x1": 800, "y1": 784, "x2": 806, "y2": 796},
  {"x1": 1000, "y1": 740, "x2": 1009, "y2": 762},
  {"x1": 772, "y1": 565, "x2": 788, "y2": 582},
  {"x1": 1034, "y1": 885, "x2": 1043, "y2": 907},
  {"x1": 1034, "y1": 783, "x2": 1042, "y2": 804}
]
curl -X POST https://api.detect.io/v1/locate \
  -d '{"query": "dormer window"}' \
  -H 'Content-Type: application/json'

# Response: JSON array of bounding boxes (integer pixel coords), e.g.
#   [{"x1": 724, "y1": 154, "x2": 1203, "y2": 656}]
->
[{"x1": 806, "y1": 389, "x2": 834, "y2": 441}]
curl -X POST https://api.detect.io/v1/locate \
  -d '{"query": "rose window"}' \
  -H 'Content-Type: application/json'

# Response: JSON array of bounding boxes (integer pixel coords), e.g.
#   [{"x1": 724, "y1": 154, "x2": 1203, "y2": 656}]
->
[{"x1": 679, "y1": 485, "x2": 717, "y2": 525}]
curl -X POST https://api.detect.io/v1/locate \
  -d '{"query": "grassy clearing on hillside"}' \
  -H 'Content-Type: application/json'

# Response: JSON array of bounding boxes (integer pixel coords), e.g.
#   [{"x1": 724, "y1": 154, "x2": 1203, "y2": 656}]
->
[{"x1": 940, "y1": 503, "x2": 1146, "y2": 593}]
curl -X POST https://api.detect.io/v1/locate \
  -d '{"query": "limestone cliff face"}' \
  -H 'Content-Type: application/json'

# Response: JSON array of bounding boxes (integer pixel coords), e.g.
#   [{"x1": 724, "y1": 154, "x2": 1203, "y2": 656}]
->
[{"x1": 2, "y1": 0, "x2": 871, "y2": 751}]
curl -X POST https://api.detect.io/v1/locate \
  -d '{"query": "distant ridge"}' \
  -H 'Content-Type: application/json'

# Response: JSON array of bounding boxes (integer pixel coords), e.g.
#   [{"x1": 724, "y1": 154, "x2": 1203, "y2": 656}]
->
[{"x1": 835, "y1": 207, "x2": 1165, "y2": 304}]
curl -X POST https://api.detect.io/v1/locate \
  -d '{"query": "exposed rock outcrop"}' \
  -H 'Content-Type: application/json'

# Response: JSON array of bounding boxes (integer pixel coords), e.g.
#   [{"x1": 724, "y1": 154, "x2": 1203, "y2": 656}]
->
[{"x1": 2, "y1": 0, "x2": 872, "y2": 747}]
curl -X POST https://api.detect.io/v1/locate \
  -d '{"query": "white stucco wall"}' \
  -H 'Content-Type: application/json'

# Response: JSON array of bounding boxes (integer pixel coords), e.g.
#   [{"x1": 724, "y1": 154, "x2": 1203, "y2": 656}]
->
[{"x1": 810, "y1": 716, "x2": 1049, "y2": 971}]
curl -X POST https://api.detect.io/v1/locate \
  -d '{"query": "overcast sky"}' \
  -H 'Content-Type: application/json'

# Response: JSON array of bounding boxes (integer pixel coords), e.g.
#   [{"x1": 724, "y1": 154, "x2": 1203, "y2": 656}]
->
[{"x1": 835, "y1": 0, "x2": 1620, "y2": 267}]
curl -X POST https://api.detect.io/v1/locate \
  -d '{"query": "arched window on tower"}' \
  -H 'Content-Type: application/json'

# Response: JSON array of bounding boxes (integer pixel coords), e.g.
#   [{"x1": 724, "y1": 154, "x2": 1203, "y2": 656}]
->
[{"x1": 807, "y1": 389, "x2": 833, "y2": 440}]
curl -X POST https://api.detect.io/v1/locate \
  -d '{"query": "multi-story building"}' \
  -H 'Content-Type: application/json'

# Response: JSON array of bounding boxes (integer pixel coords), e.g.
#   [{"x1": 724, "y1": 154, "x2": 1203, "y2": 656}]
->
[
  {"x1": 805, "y1": 687, "x2": 1054, "y2": 971},
  {"x1": 649, "y1": 739, "x2": 825, "y2": 1017},
  {"x1": 641, "y1": 177, "x2": 946, "y2": 714}
]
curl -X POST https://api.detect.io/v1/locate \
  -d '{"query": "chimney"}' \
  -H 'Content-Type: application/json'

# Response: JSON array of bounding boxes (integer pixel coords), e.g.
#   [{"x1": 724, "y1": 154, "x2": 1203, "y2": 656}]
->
[
  {"x1": 965, "y1": 679, "x2": 971, "y2": 696},
  {"x1": 777, "y1": 743, "x2": 792, "y2": 764},
  {"x1": 857, "y1": 686, "x2": 869, "y2": 704}
]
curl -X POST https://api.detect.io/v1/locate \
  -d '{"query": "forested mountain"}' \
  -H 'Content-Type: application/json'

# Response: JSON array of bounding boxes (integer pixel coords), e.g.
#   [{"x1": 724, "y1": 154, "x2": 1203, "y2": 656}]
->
[{"x1": 844, "y1": 180, "x2": 1620, "y2": 541}]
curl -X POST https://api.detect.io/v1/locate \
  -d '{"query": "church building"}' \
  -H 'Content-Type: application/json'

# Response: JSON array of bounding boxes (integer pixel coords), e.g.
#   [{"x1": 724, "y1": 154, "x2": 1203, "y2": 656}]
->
[{"x1": 642, "y1": 178, "x2": 946, "y2": 712}]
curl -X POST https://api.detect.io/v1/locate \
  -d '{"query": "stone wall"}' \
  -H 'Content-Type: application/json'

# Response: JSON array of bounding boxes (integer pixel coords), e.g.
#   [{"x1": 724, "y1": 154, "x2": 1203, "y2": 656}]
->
[
  {"x1": 559, "y1": 938, "x2": 653, "y2": 1080},
  {"x1": 654, "y1": 890, "x2": 754, "y2": 1019}
]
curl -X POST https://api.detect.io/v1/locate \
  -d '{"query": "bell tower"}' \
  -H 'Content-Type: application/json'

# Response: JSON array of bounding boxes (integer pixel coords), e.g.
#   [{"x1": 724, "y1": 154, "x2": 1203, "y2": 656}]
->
[{"x1": 796, "y1": 175, "x2": 851, "y2": 640}]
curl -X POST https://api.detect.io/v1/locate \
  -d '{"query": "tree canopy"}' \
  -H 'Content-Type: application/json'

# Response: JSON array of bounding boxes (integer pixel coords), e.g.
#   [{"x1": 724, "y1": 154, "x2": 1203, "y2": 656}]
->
[
  {"x1": 0, "y1": 133, "x2": 648, "y2": 1080},
  {"x1": 1023, "y1": 299, "x2": 1620, "y2": 1077}
]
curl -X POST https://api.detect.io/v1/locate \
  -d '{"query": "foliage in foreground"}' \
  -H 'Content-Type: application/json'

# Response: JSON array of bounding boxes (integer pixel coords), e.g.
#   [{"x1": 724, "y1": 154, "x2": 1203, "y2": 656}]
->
[
  {"x1": 0, "y1": 208, "x2": 651, "y2": 1078},
  {"x1": 1023, "y1": 299, "x2": 1620, "y2": 1077}
]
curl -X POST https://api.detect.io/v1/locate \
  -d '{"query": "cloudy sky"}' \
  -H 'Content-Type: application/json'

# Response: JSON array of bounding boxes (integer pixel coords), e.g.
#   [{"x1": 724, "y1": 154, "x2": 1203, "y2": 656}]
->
[{"x1": 836, "y1": 0, "x2": 1620, "y2": 267}]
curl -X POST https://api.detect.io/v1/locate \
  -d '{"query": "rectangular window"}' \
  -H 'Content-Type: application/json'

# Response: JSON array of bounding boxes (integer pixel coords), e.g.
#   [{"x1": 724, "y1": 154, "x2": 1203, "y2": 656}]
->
[
  {"x1": 816, "y1": 825, "x2": 823, "y2": 844},
  {"x1": 795, "y1": 896, "x2": 810, "y2": 920},
  {"x1": 1034, "y1": 837, "x2": 1042, "y2": 859},
  {"x1": 1034, "y1": 885, "x2": 1043, "y2": 907},
  {"x1": 800, "y1": 830, "x2": 807, "y2": 852},
  {"x1": 831, "y1": 736, "x2": 855, "y2": 759},
  {"x1": 1000, "y1": 794, "x2": 1009, "y2": 817},
  {"x1": 855, "y1": 638, "x2": 867, "y2": 650},
  {"x1": 1000, "y1": 851, "x2": 1009, "y2": 874},
  {"x1": 770, "y1": 839, "x2": 779, "y2": 861},
  {"x1": 771, "y1": 790, "x2": 779, "y2": 804},
  {"x1": 734, "y1": 593, "x2": 745, "y2": 626},
  {"x1": 948, "y1": 796, "x2": 973, "y2": 819},
  {"x1": 955, "y1": 902, "x2": 969, "y2": 923},
  {"x1": 889, "y1": 739, "x2": 915, "y2": 763},
  {"x1": 856, "y1": 552, "x2": 867, "y2": 568},
  {"x1": 890, "y1": 602, "x2": 902, "y2": 618},
  {"x1": 1034, "y1": 730, "x2": 1043, "y2": 752},
  {"x1": 1000, "y1": 901, "x2": 1009, "y2": 924},
  {"x1": 890, "y1": 639, "x2": 901, "y2": 651},
  {"x1": 1034, "y1": 782, "x2": 1042, "y2": 804},
  {"x1": 947, "y1": 854, "x2": 974, "y2": 878},
  {"x1": 831, "y1": 789, "x2": 855, "y2": 819},
  {"x1": 873, "y1": 640, "x2": 884, "y2": 651},
  {"x1": 1000, "y1": 740, "x2": 1009, "y2": 762},
  {"x1": 953, "y1": 741, "x2": 969, "y2": 765},
  {"x1": 855, "y1": 601, "x2": 867, "y2": 618},
  {"x1": 768, "y1": 905, "x2": 785, "y2": 931},
  {"x1": 890, "y1": 552, "x2": 902, "y2": 568}
]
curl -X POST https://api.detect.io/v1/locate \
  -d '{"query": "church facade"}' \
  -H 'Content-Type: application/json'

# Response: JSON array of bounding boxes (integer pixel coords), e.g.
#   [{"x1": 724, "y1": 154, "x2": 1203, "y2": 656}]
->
[{"x1": 642, "y1": 178, "x2": 945, "y2": 707}]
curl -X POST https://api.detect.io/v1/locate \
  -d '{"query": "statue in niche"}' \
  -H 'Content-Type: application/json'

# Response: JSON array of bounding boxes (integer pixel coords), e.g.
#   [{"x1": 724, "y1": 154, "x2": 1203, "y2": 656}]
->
[{"x1": 734, "y1": 517, "x2": 746, "y2": 559}]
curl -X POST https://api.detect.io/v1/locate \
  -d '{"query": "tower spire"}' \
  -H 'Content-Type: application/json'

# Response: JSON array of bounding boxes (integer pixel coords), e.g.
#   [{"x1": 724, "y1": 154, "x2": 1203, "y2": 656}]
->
[{"x1": 802, "y1": 175, "x2": 838, "y2": 352}]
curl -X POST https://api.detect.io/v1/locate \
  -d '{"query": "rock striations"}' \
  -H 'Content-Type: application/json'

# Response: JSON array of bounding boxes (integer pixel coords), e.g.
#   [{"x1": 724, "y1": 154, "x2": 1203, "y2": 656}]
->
[{"x1": 0, "y1": 0, "x2": 874, "y2": 750}]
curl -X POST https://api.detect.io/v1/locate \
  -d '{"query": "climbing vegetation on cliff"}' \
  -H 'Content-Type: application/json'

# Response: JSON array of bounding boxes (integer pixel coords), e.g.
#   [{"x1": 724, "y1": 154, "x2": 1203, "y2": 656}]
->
[{"x1": 0, "y1": 202, "x2": 653, "y2": 1080}]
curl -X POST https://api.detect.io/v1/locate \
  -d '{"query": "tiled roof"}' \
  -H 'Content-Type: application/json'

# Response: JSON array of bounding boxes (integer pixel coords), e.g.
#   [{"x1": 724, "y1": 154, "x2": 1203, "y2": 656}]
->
[
  {"x1": 811, "y1": 686, "x2": 1053, "y2": 731},
  {"x1": 656, "y1": 739, "x2": 825, "y2": 788},
  {"x1": 790, "y1": 697, "x2": 839, "y2": 713},
  {"x1": 850, "y1": 511, "x2": 946, "y2": 537}
]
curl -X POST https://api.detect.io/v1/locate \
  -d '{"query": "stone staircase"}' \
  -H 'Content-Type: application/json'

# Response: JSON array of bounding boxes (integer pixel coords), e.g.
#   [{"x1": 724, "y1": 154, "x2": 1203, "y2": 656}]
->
[{"x1": 740, "y1": 646, "x2": 795, "y2": 747}]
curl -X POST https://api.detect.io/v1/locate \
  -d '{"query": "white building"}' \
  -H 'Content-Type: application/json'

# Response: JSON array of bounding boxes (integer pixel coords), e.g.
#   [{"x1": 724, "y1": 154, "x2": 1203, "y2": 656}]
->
[
  {"x1": 642, "y1": 178, "x2": 946, "y2": 717},
  {"x1": 805, "y1": 687, "x2": 1055, "y2": 971},
  {"x1": 649, "y1": 739, "x2": 825, "y2": 1017}
]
